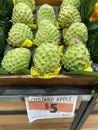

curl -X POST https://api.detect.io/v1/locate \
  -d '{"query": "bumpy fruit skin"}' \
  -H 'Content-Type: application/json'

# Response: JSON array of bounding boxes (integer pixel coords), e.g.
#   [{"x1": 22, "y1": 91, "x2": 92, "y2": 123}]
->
[
  {"x1": 7, "y1": 23, "x2": 33, "y2": 47},
  {"x1": 16, "y1": 0, "x2": 35, "y2": 12},
  {"x1": 63, "y1": 22, "x2": 88, "y2": 46},
  {"x1": 58, "y1": 5, "x2": 81, "y2": 28},
  {"x1": 35, "y1": 19, "x2": 60, "y2": 45},
  {"x1": 60, "y1": 0, "x2": 80, "y2": 10},
  {"x1": 62, "y1": 40, "x2": 90, "y2": 71},
  {"x1": 1, "y1": 48, "x2": 31, "y2": 74},
  {"x1": 37, "y1": 4, "x2": 56, "y2": 25},
  {"x1": 12, "y1": 2, "x2": 34, "y2": 25},
  {"x1": 33, "y1": 43, "x2": 61, "y2": 75}
]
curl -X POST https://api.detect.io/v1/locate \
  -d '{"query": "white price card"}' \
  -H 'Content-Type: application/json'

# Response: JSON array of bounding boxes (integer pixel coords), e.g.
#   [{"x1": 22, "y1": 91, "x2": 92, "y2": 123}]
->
[{"x1": 25, "y1": 95, "x2": 78, "y2": 123}]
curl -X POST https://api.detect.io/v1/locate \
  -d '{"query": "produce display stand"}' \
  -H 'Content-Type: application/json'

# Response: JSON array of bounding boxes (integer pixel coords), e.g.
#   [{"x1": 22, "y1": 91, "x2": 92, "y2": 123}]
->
[
  {"x1": 0, "y1": 85, "x2": 93, "y2": 129},
  {"x1": 73, "y1": 93, "x2": 98, "y2": 130},
  {"x1": 0, "y1": 0, "x2": 98, "y2": 129}
]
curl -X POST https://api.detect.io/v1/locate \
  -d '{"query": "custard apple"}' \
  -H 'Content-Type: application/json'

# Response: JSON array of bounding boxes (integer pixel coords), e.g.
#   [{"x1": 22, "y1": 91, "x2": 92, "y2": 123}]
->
[
  {"x1": 60, "y1": 0, "x2": 80, "y2": 10},
  {"x1": 33, "y1": 42, "x2": 61, "y2": 75},
  {"x1": 35, "y1": 19, "x2": 60, "y2": 45},
  {"x1": 1, "y1": 48, "x2": 31, "y2": 74},
  {"x1": 37, "y1": 4, "x2": 56, "y2": 25},
  {"x1": 58, "y1": 5, "x2": 81, "y2": 28},
  {"x1": 15, "y1": 0, "x2": 35, "y2": 12},
  {"x1": 62, "y1": 39, "x2": 90, "y2": 71},
  {"x1": 12, "y1": 2, "x2": 34, "y2": 25},
  {"x1": 7, "y1": 23, "x2": 33, "y2": 47},
  {"x1": 63, "y1": 22, "x2": 88, "y2": 46}
]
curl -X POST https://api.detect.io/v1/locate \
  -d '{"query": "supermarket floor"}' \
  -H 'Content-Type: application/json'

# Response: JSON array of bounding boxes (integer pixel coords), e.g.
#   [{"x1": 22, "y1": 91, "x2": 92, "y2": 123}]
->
[{"x1": 0, "y1": 102, "x2": 98, "y2": 130}]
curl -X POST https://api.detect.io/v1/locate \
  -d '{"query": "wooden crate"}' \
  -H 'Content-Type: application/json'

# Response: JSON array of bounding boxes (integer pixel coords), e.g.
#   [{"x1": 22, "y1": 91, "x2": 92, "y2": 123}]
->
[
  {"x1": 1, "y1": 0, "x2": 98, "y2": 87},
  {"x1": 0, "y1": 74, "x2": 98, "y2": 86}
]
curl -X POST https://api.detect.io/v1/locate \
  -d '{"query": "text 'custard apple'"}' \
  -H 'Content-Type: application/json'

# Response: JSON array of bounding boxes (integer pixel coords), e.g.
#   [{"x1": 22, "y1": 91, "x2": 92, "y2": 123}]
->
[
  {"x1": 58, "y1": 5, "x2": 81, "y2": 28},
  {"x1": 63, "y1": 22, "x2": 88, "y2": 46},
  {"x1": 15, "y1": 0, "x2": 35, "y2": 12},
  {"x1": 62, "y1": 39, "x2": 90, "y2": 71},
  {"x1": 60, "y1": 0, "x2": 80, "y2": 10},
  {"x1": 7, "y1": 23, "x2": 33, "y2": 47},
  {"x1": 1, "y1": 48, "x2": 31, "y2": 74},
  {"x1": 33, "y1": 42, "x2": 61, "y2": 75},
  {"x1": 35, "y1": 19, "x2": 60, "y2": 46},
  {"x1": 12, "y1": 2, "x2": 34, "y2": 25},
  {"x1": 37, "y1": 4, "x2": 56, "y2": 25}
]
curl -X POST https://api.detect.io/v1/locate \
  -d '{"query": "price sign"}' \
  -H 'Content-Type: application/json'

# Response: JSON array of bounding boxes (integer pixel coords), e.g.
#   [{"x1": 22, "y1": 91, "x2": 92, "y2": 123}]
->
[{"x1": 25, "y1": 96, "x2": 77, "y2": 123}]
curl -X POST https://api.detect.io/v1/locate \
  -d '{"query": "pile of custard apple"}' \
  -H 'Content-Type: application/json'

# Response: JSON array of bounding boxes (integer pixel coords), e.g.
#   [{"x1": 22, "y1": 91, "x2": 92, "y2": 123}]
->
[{"x1": 1, "y1": 0, "x2": 91, "y2": 77}]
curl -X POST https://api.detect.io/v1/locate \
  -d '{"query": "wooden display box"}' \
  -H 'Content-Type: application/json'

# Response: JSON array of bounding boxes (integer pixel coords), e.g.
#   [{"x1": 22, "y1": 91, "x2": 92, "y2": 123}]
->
[
  {"x1": 0, "y1": 101, "x2": 80, "y2": 130},
  {"x1": 0, "y1": 0, "x2": 98, "y2": 87}
]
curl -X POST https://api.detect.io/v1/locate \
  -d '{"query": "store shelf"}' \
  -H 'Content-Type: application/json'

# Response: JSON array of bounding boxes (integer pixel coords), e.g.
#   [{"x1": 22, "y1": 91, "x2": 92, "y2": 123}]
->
[
  {"x1": 0, "y1": 85, "x2": 92, "y2": 94},
  {"x1": 0, "y1": 85, "x2": 93, "y2": 130},
  {"x1": 0, "y1": 85, "x2": 92, "y2": 102}
]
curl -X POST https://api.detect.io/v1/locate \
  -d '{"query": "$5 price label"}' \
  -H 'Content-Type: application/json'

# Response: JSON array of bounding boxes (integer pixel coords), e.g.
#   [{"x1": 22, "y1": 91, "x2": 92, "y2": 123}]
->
[
  {"x1": 28, "y1": 101, "x2": 74, "y2": 113},
  {"x1": 45, "y1": 103, "x2": 57, "y2": 113},
  {"x1": 25, "y1": 96, "x2": 77, "y2": 123}
]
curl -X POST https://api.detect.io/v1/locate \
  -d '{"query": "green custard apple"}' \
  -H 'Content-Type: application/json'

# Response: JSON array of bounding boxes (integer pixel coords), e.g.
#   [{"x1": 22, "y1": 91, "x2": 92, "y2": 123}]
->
[
  {"x1": 63, "y1": 22, "x2": 88, "y2": 46},
  {"x1": 12, "y1": 2, "x2": 34, "y2": 25},
  {"x1": 33, "y1": 42, "x2": 61, "y2": 75},
  {"x1": 15, "y1": 0, "x2": 35, "y2": 12},
  {"x1": 35, "y1": 19, "x2": 60, "y2": 46},
  {"x1": 7, "y1": 23, "x2": 33, "y2": 47},
  {"x1": 37, "y1": 4, "x2": 56, "y2": 25},
  {"x1": 58, "y1": 5, "x2": 81, "y2": 29},
  {"x1": 1, "y1": 48, "x2": 31, "y2": 74},
  {"x1": 62, "y1": 39, "x2": 90, "y2": 71},
  {"x1": 60, "y1": 0, "x2": 80, "y2": 10}
]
